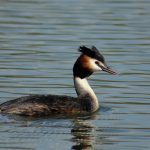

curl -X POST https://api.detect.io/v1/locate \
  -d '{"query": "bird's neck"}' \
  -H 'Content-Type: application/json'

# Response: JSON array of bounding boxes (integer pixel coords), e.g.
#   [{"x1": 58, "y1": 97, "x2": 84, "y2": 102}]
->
[{"x1": 74, "y1": 76, "x2": 99, "y2": 112}]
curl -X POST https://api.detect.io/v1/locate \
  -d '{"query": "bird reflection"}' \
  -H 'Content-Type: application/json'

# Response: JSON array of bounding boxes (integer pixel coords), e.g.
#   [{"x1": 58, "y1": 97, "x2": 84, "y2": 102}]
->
[{"x1": 71, "y1": 115, "x2": 96, "y2": 150}]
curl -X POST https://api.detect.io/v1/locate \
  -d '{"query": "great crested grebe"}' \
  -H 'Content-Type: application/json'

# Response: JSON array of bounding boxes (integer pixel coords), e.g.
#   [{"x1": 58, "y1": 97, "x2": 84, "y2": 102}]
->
[{"x1": 0, "y1": 46, "x2": 117, "y2": 116}]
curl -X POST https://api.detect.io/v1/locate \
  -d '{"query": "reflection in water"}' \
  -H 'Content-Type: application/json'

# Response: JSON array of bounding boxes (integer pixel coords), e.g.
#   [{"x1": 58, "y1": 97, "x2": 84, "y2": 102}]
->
[
  {"x1": 71, "y1": 120, "x2": 94, "y2": 149},
  {"x1": 71, "y1": 115, "x2": 96, "y2": 150}
]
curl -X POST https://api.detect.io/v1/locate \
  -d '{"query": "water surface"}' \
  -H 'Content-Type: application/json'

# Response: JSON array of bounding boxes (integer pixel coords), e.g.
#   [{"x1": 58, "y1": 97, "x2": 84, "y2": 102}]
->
[{"x1": 0, "y1": 0, "x2": 150, "y2": 150}]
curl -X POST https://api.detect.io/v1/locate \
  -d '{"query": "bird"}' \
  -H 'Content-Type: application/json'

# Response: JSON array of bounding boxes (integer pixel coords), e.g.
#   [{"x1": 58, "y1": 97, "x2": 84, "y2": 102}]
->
[{"x1": 0, "y1": 46, "x2": 117, "y2": 116}]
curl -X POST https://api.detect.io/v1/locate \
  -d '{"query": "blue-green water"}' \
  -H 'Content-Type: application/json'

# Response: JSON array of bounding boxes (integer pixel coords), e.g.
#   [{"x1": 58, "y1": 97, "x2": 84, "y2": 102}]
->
[{"x1": 0, "y1": 0, "x2": 150, "y2": 149}]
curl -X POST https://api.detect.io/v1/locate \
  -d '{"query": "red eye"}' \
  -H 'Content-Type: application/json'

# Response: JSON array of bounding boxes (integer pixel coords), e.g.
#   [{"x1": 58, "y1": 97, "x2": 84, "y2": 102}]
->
[{"x1": 95, "y1": 61, "x2": 99, "y2": 66}]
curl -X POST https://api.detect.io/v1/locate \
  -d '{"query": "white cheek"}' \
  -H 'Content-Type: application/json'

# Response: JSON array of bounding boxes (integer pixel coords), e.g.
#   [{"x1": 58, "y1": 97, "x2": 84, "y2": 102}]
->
[{"x1": 90, "y1": 59, "x2": 102, "y2": 71}]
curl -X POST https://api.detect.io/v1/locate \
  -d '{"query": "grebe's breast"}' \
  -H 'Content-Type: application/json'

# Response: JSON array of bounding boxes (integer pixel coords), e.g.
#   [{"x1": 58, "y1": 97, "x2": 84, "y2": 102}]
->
[{"x1": 0, "y1": 94, "x2": 94, "y2": 116}]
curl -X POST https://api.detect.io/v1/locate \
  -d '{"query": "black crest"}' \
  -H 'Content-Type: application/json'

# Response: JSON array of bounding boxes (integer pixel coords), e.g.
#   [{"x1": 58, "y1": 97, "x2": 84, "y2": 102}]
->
[{"x1": 79, "y1": 46, "x2": 105, "y2": 63}]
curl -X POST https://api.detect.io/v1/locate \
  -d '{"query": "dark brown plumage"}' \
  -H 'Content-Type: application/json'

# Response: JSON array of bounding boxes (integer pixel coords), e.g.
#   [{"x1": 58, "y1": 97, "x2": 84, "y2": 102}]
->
[{"x1": 0, "y1": 94, "x2": 95, "y2": 116}]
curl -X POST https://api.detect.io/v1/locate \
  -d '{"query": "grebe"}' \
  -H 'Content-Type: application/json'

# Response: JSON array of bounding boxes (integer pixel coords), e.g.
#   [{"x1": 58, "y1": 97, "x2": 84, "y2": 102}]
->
[{"x1": 0, "y1": 46, "x2": 117, "y2": 116}]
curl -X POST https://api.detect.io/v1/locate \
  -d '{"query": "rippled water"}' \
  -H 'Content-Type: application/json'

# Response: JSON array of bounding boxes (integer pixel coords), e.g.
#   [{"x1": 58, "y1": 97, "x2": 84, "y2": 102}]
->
[{"x1": 0, "y1": 0, "x2": 150, "y2": 149}]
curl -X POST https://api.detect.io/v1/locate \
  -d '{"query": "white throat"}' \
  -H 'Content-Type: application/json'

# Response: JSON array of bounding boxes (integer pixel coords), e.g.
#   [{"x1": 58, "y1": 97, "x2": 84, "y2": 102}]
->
[{"x1": 74, "y1": 76, "x2": 99, "y2": 110}]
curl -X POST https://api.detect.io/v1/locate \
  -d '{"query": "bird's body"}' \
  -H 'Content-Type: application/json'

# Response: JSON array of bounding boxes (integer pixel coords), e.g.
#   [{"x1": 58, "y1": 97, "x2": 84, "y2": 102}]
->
[
  {"x1": 0, "y1": 46, "x2": 116, "y2": 116},
  {"x1": 0, "y1": 94, "x2": 85, "y2": 116}
]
